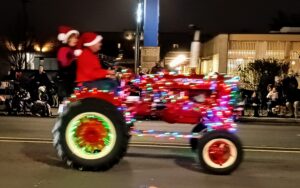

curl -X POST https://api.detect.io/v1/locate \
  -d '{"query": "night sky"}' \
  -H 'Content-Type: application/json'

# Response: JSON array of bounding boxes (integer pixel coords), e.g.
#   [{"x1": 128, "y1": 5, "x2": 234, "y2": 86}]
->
[{"x1": 1, "y1": 0, "x2": 300, "y2": 38}]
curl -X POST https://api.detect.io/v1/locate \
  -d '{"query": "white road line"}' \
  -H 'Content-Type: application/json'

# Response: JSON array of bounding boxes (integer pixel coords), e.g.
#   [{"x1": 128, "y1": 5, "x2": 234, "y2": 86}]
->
[
  {"x1": 0, "y1": 136, "x2": 52, "y2": 141},
  {"x1": 243, "y1": 146, "x2": 300, "y2": 150},
  {"x1": 0, "y1": 140, "x2": 53, "y2": 144},
  {"x1": 244, "y1": 149, "x2": 300, "y2": 154}
]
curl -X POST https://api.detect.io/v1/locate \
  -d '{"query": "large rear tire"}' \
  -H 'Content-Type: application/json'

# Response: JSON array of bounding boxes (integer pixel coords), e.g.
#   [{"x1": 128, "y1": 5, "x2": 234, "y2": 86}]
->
[
  {"x1": 52, "y1": 98, "x2": 129, "y2": 171},
  {"x1": 198, "y1": 131, "x2": 243, "y2": 175}
]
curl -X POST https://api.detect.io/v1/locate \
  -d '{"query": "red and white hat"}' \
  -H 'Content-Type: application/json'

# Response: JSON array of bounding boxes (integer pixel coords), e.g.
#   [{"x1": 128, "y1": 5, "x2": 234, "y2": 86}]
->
[
  {"x1": 57, "y1": 25, "x2": 79, "y2": 43},
  {"x1": 74, "y1": 32, "x2": 103, "y2": 56}
]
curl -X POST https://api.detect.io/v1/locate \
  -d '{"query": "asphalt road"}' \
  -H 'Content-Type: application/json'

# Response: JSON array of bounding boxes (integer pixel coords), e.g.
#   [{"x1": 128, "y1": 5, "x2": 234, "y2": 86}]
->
[{"x1": 0, "y1": 116, "x2": 299, "y2": 188}]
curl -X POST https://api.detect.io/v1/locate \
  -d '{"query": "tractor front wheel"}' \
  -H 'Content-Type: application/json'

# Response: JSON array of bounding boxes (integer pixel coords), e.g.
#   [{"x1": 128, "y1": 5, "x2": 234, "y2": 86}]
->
[{"x1": 198, "y1": 131, "x2": 243, "y2": 175}]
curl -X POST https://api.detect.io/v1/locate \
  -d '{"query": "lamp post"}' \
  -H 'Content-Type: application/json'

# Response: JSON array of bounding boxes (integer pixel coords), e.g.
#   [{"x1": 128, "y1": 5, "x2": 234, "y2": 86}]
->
[
  {"x1": 134, "y1": 0, "x2": 143, "y2": 74},
  {"x1": 189, "y1": 24, "x2": 201, "y2": 74}
]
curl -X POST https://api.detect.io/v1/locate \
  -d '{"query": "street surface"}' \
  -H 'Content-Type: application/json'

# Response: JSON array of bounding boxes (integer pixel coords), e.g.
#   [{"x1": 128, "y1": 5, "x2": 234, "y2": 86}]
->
[{"x1": 0, "y1": 116, "x2": 299, "y2": 188}]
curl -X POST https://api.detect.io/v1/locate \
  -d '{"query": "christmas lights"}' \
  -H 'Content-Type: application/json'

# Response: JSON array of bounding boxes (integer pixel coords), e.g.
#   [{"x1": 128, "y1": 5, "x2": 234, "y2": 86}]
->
[{"x1": 68, "y1": 71, "x2": 241, "y2": 135}]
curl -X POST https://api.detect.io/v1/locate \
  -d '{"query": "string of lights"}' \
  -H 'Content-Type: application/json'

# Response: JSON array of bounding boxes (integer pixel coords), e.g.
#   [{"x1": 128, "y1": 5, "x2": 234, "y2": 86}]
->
[{"x1": 67, "y1": 71, "x2": 241, "y2": 136}]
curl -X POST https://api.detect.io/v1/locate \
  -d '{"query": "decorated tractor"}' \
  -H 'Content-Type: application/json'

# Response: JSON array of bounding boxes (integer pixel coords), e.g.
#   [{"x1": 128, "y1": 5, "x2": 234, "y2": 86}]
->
[{"x1": 52, "y1": 71, "x2": 243, "y2": 175}]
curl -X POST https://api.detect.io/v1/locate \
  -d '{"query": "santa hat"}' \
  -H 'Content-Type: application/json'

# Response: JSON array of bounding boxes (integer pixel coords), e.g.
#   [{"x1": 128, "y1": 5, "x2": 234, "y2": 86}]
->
[
  {"x1": 74, "y1": 32, "x2": 103, "y2": 56},
  {"x1": 57, "y1": 25, "x2": 79, "y2": 43}
]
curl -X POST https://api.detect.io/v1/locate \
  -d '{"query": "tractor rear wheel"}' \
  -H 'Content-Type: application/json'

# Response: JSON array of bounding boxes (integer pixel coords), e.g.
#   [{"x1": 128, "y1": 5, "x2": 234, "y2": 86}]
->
[{"x1": 52, "y1": 98, "x2": 129, "y2": 171}]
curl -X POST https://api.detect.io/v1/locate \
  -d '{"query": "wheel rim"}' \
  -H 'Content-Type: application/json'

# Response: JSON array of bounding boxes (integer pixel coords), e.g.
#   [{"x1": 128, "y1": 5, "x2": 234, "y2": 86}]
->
[
  {"x1": 202, "y1": 138, "x2": 237, "y2": 169},
  {"x1": 66, "y1": 112, "x2": 117, "y2": 160}
]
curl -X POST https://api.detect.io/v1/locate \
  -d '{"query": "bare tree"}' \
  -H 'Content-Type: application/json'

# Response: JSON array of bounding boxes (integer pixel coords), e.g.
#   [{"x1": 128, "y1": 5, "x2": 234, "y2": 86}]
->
[
  {"x1": 1, "y1": 35, "x2": 36, "y2": 70},
  {"x1": 0, "y1": 0, "x2": 35, "y2": 70}
]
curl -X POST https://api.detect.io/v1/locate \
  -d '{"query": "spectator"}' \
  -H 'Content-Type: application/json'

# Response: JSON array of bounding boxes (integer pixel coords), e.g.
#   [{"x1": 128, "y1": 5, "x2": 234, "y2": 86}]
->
[
  {"x1": 30, "y1": 65, "x2": 51, "y2": 100},
  {"x1": 266, "y1": 86, "x2": 279, "y2": 116},
  {"x1": 150, "y1": 61, "x2": 163, "y2": 74},
  {"x1": 258, "y1": 71, "x2": 273, "y2": 107},
  {"x1": 274, "y1": 76, "x2": 283, "y2": 94},
  {"x1": 296, "y1": 73, "x2": 300, "y2": 89},
  {"x1": 283, "y1": 70, "x2": 299, "y2": 117},
  {"x1": 31, "y1": 65, "x2": 51, "y2": 87},
  {"x1": 267, "y1": 84, "x2": 272, "y2": 93},
  {"x1": 6, "y1": 65, "x2": 16, "y2": 81},
  {"x1": 274, "y1": 76, "x2": 285, "y2": 116},
  {"x1": 286, "y1": 89, "x2": 300, "y2": 118},
  {"x1": 251, "y1": 91, "x2": 260, "y2": 117}
]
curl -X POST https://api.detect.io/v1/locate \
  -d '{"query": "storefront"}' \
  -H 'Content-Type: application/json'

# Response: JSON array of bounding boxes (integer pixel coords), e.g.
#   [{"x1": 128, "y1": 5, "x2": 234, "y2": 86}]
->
[{"x1": 201, "y1": 34, "x2": 300, "y2": 75}]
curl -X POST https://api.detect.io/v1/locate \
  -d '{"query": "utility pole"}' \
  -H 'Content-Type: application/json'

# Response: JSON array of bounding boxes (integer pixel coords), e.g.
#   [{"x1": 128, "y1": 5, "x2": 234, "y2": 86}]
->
[
  {"x1": 189, "y1": 24, "x2": 201, "y2": 74},
  {"x1": 134, "y1": 0, "x2": 143, "y2": 74},
  {"x1": 21, "y1": 0, "x2": 30, "y2": 70}
]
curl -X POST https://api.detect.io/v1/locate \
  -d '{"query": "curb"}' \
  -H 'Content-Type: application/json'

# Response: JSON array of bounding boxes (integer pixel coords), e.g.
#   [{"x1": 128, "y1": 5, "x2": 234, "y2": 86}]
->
[{"x1": 238, "y1": 117, "x2": 300, "y2": 125}]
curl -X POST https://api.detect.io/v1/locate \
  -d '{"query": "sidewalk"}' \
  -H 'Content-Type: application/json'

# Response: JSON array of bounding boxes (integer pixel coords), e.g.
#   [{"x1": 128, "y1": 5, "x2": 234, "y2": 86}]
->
[
  {"x1": 238, "y1": 116, "x2": 300, "y2": 124},
  {"x1": 51, "y1": 107, "x2": 59, "y2": 117}
]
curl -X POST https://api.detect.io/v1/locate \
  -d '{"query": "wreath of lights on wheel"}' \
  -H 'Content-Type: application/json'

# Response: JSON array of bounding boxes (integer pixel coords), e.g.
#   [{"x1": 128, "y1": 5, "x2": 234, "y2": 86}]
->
[{"x1": 65, "y1": 112, "x2": 117, "y2": 160}]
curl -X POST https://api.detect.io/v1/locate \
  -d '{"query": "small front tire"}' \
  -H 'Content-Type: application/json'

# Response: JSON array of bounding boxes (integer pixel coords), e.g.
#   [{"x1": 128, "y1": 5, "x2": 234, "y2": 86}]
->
[{"x1": 198, "y1": 131, "x2": 243, "y2": 175}]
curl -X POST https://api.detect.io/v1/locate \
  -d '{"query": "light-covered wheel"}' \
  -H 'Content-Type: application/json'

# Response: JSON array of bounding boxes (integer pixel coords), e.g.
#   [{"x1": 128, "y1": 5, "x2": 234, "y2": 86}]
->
[
  {"x1": 52, "y1": 98, "x2": 129, "y2": 171},
  {"x1": 65, "y1": 112, "x2": 117, "y2": 160},
  {"x1": 198, "y1": 131, "x2": 243, "y2": 175}
]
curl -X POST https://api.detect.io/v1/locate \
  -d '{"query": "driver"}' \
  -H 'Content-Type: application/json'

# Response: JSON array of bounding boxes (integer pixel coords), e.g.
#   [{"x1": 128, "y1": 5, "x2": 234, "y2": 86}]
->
[{"x1": 74, "y1": 32, "x2": 118, "y2": 92}]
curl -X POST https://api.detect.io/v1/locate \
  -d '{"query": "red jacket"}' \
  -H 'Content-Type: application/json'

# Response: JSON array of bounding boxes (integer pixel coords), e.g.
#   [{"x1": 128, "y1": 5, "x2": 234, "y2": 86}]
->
[
  {"x1": 57, "y1": 47, "x2": 74, "y2": 68},
  {"x1": 76, "y1": 48, "x2": 108, "y2": 83}
]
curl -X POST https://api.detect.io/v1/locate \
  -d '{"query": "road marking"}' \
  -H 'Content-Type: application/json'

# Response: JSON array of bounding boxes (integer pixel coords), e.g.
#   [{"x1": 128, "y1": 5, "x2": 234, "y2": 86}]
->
[
  {"x1": 0, "y1": 139, "x2": 53, "y2": 144},
  {"x1": 0, "y1": 137, "x2": 300, "y2": 154},
  {"x1": 244, "y1": 149, "x2": 300, "y2": 154},
  {"x1": 0, "y1": 136, "x2": 52, "y2": 141}
]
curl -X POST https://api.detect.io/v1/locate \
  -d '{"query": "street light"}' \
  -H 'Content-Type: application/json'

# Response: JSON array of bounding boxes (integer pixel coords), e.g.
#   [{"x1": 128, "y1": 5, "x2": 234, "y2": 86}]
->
[
  {"x1": 189, "y1": 24, "x2": 201, "y2": 74},
  {"x1": 137, "y1": 1, "x2": 143, "y2": 24},
  {"x1": 169, "y1": 55, "x2": 187, "y2": 68},
  {"x1": 134, "y1": 0, "x2": 143, "y2": 74}
]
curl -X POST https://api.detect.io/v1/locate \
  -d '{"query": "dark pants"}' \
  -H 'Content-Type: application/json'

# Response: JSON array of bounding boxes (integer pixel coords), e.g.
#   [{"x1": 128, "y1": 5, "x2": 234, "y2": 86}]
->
[
  {"x1": 267, "y1": 100, "x2": 278, "y2": 116},
  {"x1": 57, "y1": 71, "x2": 76, "y2": 100},
  {"x1": 58, "y1": 80, "x2": 75, "y2": 98},
  {"x1": 82, "y1": 79, "x2": 119, "y2": 94}
]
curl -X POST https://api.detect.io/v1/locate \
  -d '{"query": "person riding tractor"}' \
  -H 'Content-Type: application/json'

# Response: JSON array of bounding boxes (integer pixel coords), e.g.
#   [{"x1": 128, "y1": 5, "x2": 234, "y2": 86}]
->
[{"x1": 74, "y1": 32, "x2": 118, "y2": 92}]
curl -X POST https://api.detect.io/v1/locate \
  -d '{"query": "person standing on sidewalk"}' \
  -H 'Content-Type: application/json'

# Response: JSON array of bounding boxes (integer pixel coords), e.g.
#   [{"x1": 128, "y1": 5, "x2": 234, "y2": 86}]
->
[
  {"x1": 150, "y1": 61, "x2": 163, "y2": 74},
  {"x1": 274, "y1": 76, "x2": 286, "y2": 116},
  {"x1": 283, "y1": 71, "x2": 299, "y2": 117},
  {"x1": 258, "y1": 71, "x2": 273, "y2": 108}
]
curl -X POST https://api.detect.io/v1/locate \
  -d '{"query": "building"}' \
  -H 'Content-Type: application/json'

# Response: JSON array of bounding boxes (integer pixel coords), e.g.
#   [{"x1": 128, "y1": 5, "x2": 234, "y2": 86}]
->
[{"x1": 201, "y1": 34, "x2": 300, "y2": 75}]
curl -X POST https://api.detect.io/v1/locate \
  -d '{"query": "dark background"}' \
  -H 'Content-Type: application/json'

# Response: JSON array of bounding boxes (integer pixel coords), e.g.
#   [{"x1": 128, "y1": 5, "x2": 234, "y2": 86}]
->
[{"x1": 1, "y1": 0, "x2": 300, "y2": 38}]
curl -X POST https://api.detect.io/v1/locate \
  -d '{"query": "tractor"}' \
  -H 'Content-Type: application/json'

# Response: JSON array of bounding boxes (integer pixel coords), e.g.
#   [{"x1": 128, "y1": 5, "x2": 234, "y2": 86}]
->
[{"x1": 52, "y1": 71, "x2": 243, "y2": 175}]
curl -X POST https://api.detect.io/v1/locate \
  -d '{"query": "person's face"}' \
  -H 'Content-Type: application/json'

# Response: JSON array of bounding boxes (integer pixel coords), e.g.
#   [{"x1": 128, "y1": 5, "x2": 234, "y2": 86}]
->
[
  {"x1": 267, "y1": 86, "x2": 272, "y2": 91},
  {"x1": 39, "y1": 66, "x2": 44, "y2": 73},
  {"x1": 272, "y1": 88, "x2": 276, "y2": 92},
  {"x1": 67, "y1": 34, "x2": 79, "y2": 47},
  {"x1": 89, "y1": 41, "x2": 102, "y2": 53}
]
